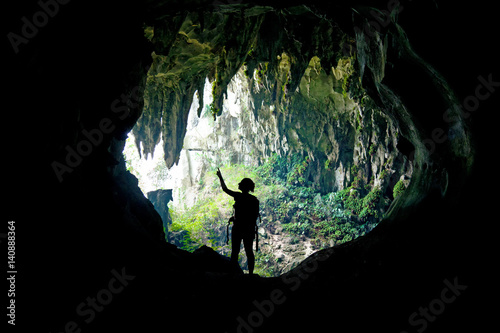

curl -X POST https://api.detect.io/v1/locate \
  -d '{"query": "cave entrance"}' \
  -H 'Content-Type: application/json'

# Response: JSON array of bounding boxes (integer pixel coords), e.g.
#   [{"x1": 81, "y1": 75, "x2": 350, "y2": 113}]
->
[
  {"x1": 123, "y1": 62, "x2": 411, "y2": 277},
  {"x1": 117, "y1": 5, "x2": 423, "y2": 276}
]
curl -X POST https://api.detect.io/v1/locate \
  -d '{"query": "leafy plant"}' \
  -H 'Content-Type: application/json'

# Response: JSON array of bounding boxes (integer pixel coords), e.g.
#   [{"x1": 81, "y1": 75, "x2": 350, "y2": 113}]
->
[
  {"x1": 282, "y1": 221, "x2": 312, "y2": 236},
  {"x1": 286, "y1": 156, "x2": 310, "y2": 185},
  {"x1": 359, "y1": 186, "x2": 382, "y2": 221}
]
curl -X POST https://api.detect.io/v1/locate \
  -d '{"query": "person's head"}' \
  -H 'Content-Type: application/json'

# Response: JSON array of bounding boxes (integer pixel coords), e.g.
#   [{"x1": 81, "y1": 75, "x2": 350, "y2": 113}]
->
[{"x1": 238, "y1": 178, "x2": 255, "y2": 193}]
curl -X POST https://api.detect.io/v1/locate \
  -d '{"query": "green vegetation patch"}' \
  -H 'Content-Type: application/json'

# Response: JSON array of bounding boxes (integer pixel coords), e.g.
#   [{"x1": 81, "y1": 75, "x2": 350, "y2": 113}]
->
[{"x1": 168, "y1": 153, "x2": 389, "y2": 275}]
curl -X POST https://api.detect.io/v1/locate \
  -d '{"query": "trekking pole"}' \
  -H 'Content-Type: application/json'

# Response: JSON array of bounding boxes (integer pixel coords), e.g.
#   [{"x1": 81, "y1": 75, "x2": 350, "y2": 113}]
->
[
  {"x1": 255, "y1": 225, "x2": 258, "y2": 252},
  {"x1": 226, "y1": 214, "x2": 234, "y2": 246},
  {"x1": 255, "y1": 214, "x2": 261, "y2": 252}
]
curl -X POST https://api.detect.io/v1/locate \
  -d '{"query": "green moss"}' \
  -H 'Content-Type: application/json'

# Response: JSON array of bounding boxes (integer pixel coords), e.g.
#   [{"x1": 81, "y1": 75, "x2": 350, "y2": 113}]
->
[
  {"x1": 144, "y1": 25, "x2": 154, "y2": 41},
  {"x1": 351, "y1": 164, "x2": 361, "y2": 178},
  {"x1": 393, "y1": 179, "x2": 406, "y2": 198},
  {"x1": 356, "y1": 112, "x2": 362, "y2": 131},
  {"x1": 254, "y1": 62, "x2": 269, "y2": 86},
  {"x1": 324, "y1": 159, "x2": 331, "y2": 170},
  {"x1": 210, "y1": 75, "x2": 221, "y2": 120},
  {"x1": 359, "y1": 186, "x2": 382, "y2": 221},
  {"x1": 332, "y1": 56, "x2": 355, "y2": 98}
]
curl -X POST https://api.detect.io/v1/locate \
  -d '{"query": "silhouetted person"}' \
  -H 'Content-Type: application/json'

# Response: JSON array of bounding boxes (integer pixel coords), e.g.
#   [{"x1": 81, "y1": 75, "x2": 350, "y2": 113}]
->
[{"x1": 217, "y1": 168, "x2": 259, "y2": 275}]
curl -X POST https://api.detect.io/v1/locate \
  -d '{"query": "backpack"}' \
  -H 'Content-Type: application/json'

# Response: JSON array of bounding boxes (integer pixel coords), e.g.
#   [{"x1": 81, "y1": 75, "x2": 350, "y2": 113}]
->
[
  {"x1": 234, "y1": 194, "x2": 259, "y2": 226},
  {"x1": 227, "y1": 194, "x2": 261, "y2": 251}
]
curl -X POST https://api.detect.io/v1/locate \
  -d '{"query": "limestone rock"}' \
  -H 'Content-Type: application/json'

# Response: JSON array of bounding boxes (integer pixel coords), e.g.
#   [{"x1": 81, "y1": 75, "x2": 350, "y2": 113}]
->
[{"x1": 147, "y1": 189, "x2": 173, "y2": 238}]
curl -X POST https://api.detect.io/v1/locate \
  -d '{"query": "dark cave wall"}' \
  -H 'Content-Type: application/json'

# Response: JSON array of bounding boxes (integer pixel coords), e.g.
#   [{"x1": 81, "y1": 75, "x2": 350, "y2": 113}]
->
[
  {"x1": 5, "y1": 1, "x2": 495, "y2": 332},
  {"x1": 6, "y1": 2, "x2": 164, "y2": 331}
]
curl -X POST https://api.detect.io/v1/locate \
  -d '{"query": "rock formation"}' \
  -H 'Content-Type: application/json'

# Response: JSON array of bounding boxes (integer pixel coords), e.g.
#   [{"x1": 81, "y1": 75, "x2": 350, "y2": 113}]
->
[
  {"x1": 6, "y1": 1, "x2": 494, "y2": 332},
  {"x1": 147, "y1": 189, "x2": 173, "y2": 238}
]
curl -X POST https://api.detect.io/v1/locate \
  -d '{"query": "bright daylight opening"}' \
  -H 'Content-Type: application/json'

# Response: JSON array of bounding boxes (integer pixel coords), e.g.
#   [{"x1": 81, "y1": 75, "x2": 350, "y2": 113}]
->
[{"x1": 124, "y1": 63, "x2": 410, "y2": 277}]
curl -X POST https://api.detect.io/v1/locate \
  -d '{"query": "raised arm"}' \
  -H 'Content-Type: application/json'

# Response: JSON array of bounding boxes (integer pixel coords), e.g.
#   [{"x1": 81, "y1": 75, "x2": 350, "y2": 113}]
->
[{"x1": 216, "y1": 168, "x2": 237, "y2": 197}]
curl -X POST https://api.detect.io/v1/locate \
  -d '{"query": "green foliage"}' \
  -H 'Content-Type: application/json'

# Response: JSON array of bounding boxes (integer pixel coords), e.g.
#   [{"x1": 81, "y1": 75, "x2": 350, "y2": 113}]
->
[
  {"x1": 356, "y1": 112, "x2": 362, "y2": 131},
  {"x1": 342, "y1": 75, "x2": 349, "y2": 98},
  {"x1": 254, "y1": 252, "x2": 278, "y2": 277},
  {"x1": 342, "y1": 234, "x2": 353, "y2": 243},
  {"x1": 335, "y1": 184, "x2": 383, "y2": 222},
  {"x1": 393, "y1": 179, "x2": 406, "y2": 198},
  {"x1": 342, "y1": 189, "x2": 363, "y2": 214},
  {"x1": 170, "y1": 222, "x2": 199, "y2": 252},
  {"x1": 351, "y1": 164, "x2": 359, "y2": 176},
  {"x1": 333, "y1": 163, "x2": 386, "y2": 223},
  {"x1": 169, "y1": 163, "x2": 258, "y2": 252},
  {"x1": 210, "y1": 80, "x2": 220, "y2": 120},
  {"x1": 324, "y1": 159, "x2": 331, "y2": 170},
  {"x1": 286, "y1": 156, "x2": 309, "y2": 185},
  {"x1": 282, "y1": 221, "x2": 312, "y2": 236},
  {"x1": 169, "y1": 152, "x2": 389, "y2": 275},
  {"x1": 359, "y1": 186, "x2": 382, "y2": 220},
  {"x1": 254, "y1": 154, "x2": 380, "y2": 244}
]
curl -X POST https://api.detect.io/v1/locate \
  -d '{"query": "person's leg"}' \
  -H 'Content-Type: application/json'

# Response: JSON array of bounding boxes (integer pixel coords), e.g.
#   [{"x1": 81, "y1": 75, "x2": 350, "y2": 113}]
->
[
  {"x1": 231, "y1": 231, "x2": 242, "y2": 264},
  {"x1": 243, "y1": 237, "x2": 255, "y2": 275}
]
